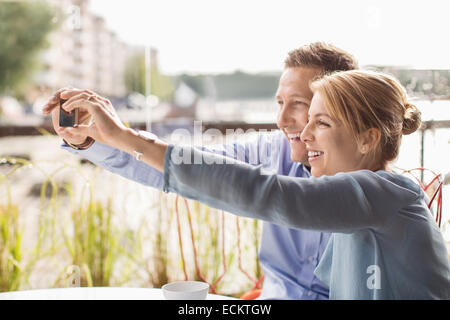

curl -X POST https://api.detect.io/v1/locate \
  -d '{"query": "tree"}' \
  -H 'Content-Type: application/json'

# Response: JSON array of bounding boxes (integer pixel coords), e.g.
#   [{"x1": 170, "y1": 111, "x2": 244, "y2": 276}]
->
[
  {"x1": 123, "y1": 52, "x2": 174, "y2": 100},
  {"x1": 0, "y1": 1, "x2": 60, "y2": 96}
]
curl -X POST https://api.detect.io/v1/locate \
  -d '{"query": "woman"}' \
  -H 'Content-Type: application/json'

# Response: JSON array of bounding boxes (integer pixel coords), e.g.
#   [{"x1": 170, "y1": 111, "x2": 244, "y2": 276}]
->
[{"x1": 50, "y1": 70, "x2": 450, "y2": 299}]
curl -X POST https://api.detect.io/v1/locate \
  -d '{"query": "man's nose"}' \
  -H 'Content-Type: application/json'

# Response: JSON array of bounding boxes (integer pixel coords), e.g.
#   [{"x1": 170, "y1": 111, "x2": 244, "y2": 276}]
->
[{"x1": 277, "y1": 106, "x2": 295, "y2": 128}]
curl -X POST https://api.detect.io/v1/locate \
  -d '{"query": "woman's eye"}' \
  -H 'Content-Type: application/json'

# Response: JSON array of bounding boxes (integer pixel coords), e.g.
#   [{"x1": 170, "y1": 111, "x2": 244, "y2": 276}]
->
[{"x1": 318, "y1": 120, "x2": 330, "y2": 127}]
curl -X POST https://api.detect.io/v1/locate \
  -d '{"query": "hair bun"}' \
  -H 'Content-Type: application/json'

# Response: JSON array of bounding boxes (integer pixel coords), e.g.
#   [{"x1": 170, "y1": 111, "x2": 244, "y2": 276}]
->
[{"x1": 402, "y1": 103, "x2": 422, "y2": 135}]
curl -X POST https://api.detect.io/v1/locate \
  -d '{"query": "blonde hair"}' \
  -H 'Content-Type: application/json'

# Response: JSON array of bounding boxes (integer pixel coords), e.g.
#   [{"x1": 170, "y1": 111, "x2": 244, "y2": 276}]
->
[{"x1": 310, "y1": 70, "x2": 422, "y2": 169}]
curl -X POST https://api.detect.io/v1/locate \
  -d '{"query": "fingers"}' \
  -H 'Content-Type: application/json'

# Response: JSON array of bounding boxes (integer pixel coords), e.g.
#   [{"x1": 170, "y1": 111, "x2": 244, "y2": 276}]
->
[
  {"x1": 62, "y1": 90, "x2": 99, "y2": 110},
  {"x1": 79, "y1": 113, "x2": 93, "y2": 125},
  {"x1": 57, "y1": 127, "x2": 89, "y2": 144},
  {"x1": 52, "y1": 88, "x2": 94, "y2": 113},
  {"x1": 42, "y1": 86, "x2": 76, "y2": 114},
  {"x1": 53, "y1": 88, "x2": 112, "y2": 112},
  {"x1": 60, "y1": 88, "x2": 86, "y2": 100},
  {"x1": 63, "y1": 124, "x2": 96, "y2": 141},
  {"x1": 62, "y1": 92, "x2": 116, "y2": 120},
  {"x1": 44, "y1": 89, "x2": 114, "y2": 142},
  {"x1": 60, "y1": 88, "x2": 102, "y2": 102},
  {"x1": 62, "y1": 96, "x2": 97, "y2": 114},
  {"x1": 61, "y1": 88, "x2": 113, "y2": 107}
]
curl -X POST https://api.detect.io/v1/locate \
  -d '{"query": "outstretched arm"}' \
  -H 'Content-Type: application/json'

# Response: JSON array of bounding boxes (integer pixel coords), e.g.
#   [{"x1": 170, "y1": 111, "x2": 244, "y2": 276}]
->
[
  {"x1": 44, "y1": 88, "x2": 288, "y2": 191},
  {"x1": 48, "y1": 88, "x2": 417, "y2": 233},
  {"x1": 60, "y1": 130, "x2": 282, "y2": 190},
  {"x1": 104, "y1": 124, "x2": 417, "y2": 233},
  {"x1": 160, "y1": 145, "x2": 418, "y2": 233},
  {"x1": 60, "y1": 131, "x2": 166, "y2": 189}
]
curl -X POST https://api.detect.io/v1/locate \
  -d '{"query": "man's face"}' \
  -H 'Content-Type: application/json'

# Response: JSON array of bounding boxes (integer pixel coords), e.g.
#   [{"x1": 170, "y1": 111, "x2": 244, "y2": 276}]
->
[{"x1": 276, "y1": 67, "x2": 322, "y2": 165}]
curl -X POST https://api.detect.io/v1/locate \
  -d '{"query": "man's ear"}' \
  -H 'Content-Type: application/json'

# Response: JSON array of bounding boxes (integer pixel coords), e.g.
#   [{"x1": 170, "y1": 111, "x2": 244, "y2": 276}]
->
[{"x1": 359, "y1": 128, "x2": 381, "y2": 154}]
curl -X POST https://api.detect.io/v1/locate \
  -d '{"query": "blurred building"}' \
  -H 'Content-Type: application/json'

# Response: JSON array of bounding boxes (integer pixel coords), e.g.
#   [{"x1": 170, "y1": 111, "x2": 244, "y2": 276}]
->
[{"x1": 34, "y1": 0, "x2": 130, "y2": 98}]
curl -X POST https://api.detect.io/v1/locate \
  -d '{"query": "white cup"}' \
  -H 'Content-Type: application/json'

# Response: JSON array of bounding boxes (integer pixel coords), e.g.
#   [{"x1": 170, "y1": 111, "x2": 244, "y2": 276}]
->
[{"x1": 162, "y1": 281, "x2": 209, "y2": 300}]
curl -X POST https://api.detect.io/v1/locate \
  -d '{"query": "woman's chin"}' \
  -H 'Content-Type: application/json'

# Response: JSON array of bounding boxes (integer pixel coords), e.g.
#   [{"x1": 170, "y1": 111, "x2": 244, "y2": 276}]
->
[
  {"x1": 311, "y1": 171, "x2": 321, "y2": 178},
  {"x1": 310, "y1": 167, "x2": 325, "y2": 178}
]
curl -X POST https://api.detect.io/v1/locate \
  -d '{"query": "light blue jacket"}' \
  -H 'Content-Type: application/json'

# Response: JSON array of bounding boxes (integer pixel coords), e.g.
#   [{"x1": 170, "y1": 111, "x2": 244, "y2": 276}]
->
[{"x1": 162, "y1": 144, "x2": 450, "y2": 299}]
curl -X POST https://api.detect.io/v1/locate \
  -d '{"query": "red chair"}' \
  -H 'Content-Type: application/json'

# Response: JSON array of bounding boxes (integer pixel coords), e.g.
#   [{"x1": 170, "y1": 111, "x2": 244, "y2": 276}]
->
[{"x1": 240, "y1": 275, "x2": 264, "y2": 300}]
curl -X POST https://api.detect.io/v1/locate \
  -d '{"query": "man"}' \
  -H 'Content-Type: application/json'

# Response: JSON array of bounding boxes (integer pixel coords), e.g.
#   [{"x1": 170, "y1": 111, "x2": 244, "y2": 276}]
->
[{"x1": 43, "y1": 42, "x2": 358, "y2": 299}]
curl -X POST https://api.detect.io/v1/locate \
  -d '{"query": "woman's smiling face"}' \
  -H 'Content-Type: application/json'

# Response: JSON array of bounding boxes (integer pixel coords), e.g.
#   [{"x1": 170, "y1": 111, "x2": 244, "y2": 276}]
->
[{"x1": 300, "y1": 93, "x2": 366, "y2": 177}]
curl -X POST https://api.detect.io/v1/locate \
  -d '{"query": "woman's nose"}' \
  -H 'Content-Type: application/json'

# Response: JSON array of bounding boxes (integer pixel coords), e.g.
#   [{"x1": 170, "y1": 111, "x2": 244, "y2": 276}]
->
[{"x1": 300, "y1": 122, "x2": 312, "y2": 143}]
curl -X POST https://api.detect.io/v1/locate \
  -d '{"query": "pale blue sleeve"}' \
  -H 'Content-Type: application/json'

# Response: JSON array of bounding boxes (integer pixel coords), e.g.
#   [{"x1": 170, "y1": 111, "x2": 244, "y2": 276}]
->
[
  {"x1": 163, "y1": 144, "x2": 419, "y2": 233},
  {"x1": 61, "y1": 131, "x2": 164, "y2": 188},
  {"x1": 61, "y1": 130, "x2": 283, "y2": 190}
]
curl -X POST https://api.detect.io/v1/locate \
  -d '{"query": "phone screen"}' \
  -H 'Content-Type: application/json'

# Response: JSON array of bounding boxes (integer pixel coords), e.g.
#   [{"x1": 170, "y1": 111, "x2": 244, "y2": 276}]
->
[{"x1": 59, "y1": 98, "x2": 78, "y2": 127}]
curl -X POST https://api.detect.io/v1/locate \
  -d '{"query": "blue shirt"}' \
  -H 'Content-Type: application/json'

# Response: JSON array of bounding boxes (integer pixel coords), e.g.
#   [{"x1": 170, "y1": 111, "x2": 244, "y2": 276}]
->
[
  {"x1": 162, "y1": 144, "x2": 450, "y2": 299},
  {"x1": 61, "y1": 130, "x2": 330, "y2": 299}
]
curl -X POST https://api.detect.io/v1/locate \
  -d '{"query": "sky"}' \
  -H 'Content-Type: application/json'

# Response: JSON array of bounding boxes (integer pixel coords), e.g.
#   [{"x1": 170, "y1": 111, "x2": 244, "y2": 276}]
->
[{"x1": 88, "y1": 0, "x2": 450, "y2": 75}]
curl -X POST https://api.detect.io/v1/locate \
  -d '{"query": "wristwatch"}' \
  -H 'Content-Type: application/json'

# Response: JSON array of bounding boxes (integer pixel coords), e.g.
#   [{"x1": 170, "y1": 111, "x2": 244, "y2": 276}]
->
[{"x1": 63, "y1": 137, "x2": 95, "y2": 150}]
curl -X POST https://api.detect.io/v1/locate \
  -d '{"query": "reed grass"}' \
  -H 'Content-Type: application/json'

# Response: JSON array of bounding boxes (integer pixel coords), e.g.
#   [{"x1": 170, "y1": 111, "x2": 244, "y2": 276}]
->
[
  {"x1": 0, "y1": 202, "x2": 23, "y2": 292},
  {"x1": 0, "y1": 156, "x2": 59, "y2": 291},
  {"x1": 148, "y1": 192, "x2": 169, "y2": 287},
  {"x1": 0, "y1": 151, "x2": 264, "y2": 296},
  {"x1": 61, "y1": 181, "x2": 120, "y2": 287}
]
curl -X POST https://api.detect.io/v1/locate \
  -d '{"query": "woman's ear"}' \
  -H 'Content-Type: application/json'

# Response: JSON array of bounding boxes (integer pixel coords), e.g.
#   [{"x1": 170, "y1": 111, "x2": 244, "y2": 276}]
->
[{"x1": 359, "y1": 128, "x2": 381, "y2": 154}]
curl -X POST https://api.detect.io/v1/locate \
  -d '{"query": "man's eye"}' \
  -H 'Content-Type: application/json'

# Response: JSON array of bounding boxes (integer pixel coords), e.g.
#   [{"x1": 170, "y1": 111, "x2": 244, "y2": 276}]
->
[{"x1": 277, "y1": 101, "x2": 283, "y2": 106}]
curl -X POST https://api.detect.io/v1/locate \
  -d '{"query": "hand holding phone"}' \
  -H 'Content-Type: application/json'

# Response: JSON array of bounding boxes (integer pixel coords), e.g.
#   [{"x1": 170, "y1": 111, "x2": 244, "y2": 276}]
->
[{"x1": 59, "y1": 98, "x2": 79, "y2": 127}]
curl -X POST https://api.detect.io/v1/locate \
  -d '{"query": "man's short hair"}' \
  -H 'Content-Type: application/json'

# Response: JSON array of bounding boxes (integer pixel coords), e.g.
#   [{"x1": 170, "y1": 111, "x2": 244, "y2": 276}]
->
[{"x1": 284, "y1": 42, "x2": 359, "y2": 73}]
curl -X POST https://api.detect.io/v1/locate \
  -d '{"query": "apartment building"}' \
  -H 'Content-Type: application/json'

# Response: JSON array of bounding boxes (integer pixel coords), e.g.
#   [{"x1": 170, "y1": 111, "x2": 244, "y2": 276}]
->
[{"x1": 35, "y1": 0, "x2": 130, "y2": 98}]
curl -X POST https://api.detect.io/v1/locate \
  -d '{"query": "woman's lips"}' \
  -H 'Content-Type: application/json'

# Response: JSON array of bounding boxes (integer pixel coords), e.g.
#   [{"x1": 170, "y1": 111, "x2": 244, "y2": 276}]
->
[{"x1": 307, "y1": 150, "x2": 324, "y2": 162}]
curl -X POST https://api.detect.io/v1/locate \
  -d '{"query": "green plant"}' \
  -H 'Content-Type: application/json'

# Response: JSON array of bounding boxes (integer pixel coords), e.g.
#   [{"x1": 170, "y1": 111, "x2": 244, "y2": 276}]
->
[
  {"x1": 62, "y1": 181, "x2": 120, "y2": 287},
  {"x1": 0, "y1": 151, "x2": 264, "y2": 296},
  {"x1": 0, "y1": 203, "x2": 23, "y2": 292},
  {"x1": 0, "y1": 0, "x2": 61, "y2": 95},
  {"x1": 252, "y1": 218, "x2": 263, "y2": 280},
  {"x1": 123, "y1": 50, "x2": 174, "y2": 100},
  {"x1": 148, "y1": 192, "x2": 169, "y2": 287},
  {"x1": 0, "y1": 156, "x2": 60, "y2": 291}
]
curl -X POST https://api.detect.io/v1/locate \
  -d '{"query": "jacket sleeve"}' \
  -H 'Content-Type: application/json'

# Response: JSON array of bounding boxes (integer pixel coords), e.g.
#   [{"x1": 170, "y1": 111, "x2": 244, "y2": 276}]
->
[
  {"x1": 61, "y1": 131, "x2": 165, "y2": 189},
  {"x1": 61, "y1": 130, "x2": 283, "y2": 190},
  {"x1": 163, "y1": 144, "x2": 419, "y2": 233}
]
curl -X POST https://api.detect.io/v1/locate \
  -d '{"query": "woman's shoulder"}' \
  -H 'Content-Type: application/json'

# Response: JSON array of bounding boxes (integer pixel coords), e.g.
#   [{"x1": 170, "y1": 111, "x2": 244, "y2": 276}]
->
[
  {"x1": 374, "y1": 170, "x2": 422, "y2": 195},
  {"x1": 332, "y1": 169, "x2": 422, "y2": 202}
]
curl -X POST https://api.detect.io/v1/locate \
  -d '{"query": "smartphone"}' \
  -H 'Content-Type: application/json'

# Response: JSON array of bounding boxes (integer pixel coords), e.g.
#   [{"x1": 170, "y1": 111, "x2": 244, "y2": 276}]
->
[{"x1": 59, "y1": 98, "x2": 79, "y2": 127}]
